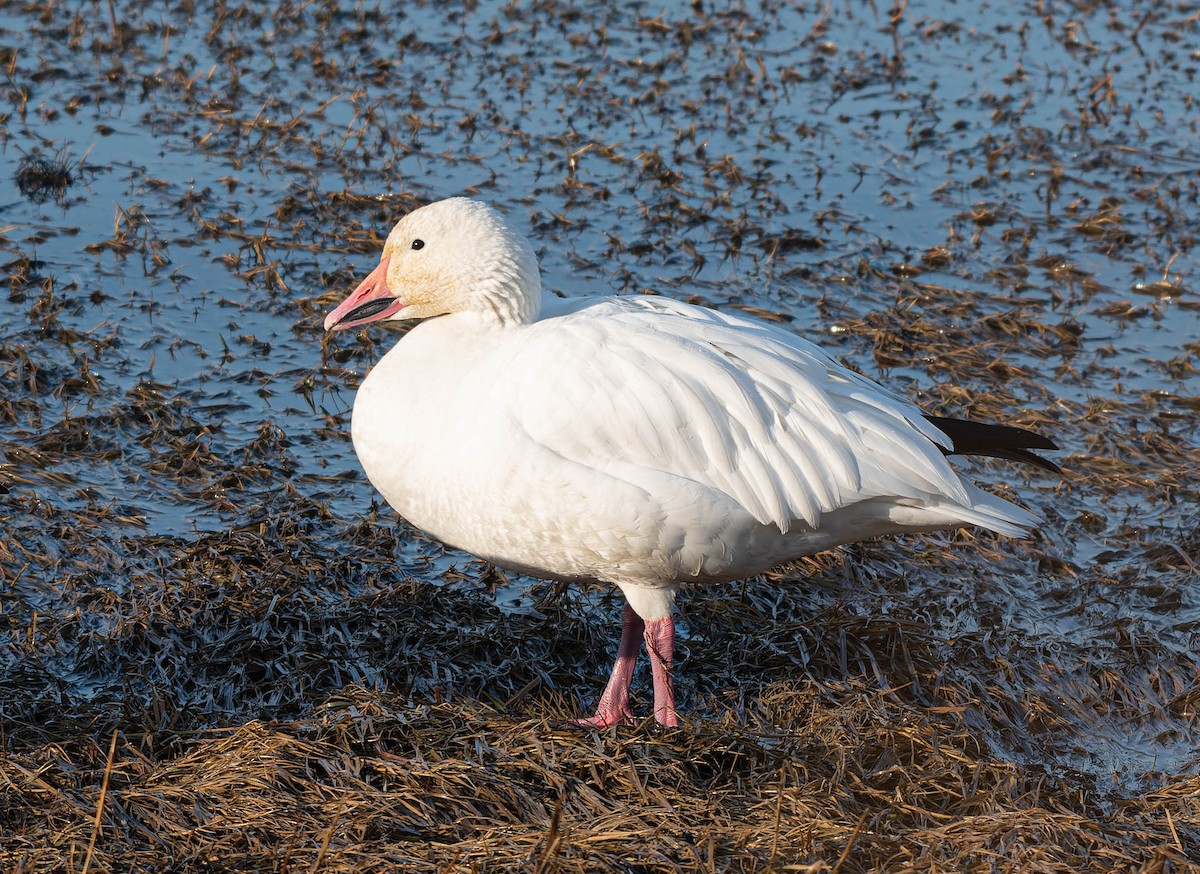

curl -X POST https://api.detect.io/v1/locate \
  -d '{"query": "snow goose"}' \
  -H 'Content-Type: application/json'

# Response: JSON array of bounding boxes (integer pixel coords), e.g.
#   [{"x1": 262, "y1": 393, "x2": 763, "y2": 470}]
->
[{"x1": 324, "y1": 197, "x2": 1058, "y2": 728}]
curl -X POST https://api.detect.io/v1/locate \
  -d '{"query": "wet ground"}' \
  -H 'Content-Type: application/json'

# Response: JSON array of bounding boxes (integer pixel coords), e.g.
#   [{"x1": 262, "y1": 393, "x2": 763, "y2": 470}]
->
[{"x1": 1, "y1": 0, "x2": 1198, "y2": 870}]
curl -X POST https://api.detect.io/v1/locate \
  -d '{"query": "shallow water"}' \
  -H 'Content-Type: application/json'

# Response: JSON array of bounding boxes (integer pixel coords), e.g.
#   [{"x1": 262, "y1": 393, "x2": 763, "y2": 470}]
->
[{"x1": 1, "y1": 0, "x2": 1197, "y2": 793}]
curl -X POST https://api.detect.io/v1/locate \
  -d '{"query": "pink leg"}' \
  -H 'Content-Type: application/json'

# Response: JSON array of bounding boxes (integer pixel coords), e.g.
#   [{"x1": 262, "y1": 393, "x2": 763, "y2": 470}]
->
[
  {"x1": 573, "y1": 603, "x2": 644, "y2": 728},
  {"x1": 644, "y1": 617, "x2": 679, "y2": 727}
]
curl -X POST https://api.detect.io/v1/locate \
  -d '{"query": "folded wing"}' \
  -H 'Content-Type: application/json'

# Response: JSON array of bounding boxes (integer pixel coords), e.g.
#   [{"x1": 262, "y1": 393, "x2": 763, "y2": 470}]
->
[{"x1": 509, "y1": 297, "x2": 984, "y2": 533}]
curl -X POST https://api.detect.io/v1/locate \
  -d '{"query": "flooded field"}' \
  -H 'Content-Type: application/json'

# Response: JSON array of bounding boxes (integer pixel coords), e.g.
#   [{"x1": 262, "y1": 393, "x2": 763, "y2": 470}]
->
[{"x1": 1, "y1": 0, "x2": 1198, "y2": 869}]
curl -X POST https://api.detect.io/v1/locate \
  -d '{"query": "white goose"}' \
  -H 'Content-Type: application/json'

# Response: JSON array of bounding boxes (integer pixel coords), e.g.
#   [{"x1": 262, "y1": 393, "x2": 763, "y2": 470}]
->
[{"x1": 324, "y1": 197, "x2": 1057, "y2": 728}]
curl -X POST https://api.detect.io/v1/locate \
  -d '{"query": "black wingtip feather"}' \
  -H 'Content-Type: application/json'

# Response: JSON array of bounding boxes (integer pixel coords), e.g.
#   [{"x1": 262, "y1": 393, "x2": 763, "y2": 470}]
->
[{"x1": 924, "y1": 415, "x2": 1062, "y2": 474}]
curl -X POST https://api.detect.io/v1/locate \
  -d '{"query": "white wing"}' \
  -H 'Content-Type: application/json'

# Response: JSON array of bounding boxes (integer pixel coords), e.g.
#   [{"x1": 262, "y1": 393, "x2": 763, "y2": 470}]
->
[{"x1": 509, "y1": 296, "x2": 973, "y2": 533}]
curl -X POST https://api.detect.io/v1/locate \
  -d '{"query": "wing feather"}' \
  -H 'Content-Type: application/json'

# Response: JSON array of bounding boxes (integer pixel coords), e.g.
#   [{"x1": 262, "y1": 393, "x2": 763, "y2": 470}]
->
[{"x1": 511, "y1": 296, "x2": 974, "y2": 531}]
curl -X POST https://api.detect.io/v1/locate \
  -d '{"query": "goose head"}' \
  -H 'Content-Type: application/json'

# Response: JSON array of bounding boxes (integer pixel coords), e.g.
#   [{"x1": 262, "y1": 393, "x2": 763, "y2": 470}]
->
[{"x1": 324, "y1": 197, "x2": 542, "y2": 331}]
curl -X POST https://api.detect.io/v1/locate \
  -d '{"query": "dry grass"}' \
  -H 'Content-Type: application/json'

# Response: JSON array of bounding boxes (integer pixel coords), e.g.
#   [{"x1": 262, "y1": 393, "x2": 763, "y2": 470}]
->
[{"x1": 3, "y1": 690, "x2": 1196, "y2": 872}]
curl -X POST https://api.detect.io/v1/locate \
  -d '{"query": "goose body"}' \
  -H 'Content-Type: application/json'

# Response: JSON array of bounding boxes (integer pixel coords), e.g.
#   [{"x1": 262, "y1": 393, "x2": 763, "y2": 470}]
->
[{"x1": 324, "y1": 197, "x2": 1057, "y2": 727}]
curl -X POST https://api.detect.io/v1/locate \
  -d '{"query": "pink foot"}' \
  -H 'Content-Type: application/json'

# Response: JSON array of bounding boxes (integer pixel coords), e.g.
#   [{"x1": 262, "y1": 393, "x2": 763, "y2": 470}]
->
[
  {"x1": 572, "y1": 605, "x2": 683, "y2": 729},
  {"x1": 574, "y1": 603, "x2": 643, "y2": 729},
  {"x1": 644, "y1": 617, "x2": 680, "y2": 727},
  {"x1": 570, "y1": 707, "x2": 635, "y2": 729}
]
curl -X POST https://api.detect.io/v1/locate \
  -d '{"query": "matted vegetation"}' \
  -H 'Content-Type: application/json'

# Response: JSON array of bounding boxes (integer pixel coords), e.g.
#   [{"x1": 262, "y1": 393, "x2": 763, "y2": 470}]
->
[{"x1": 2, "y1": 0, "x2": 1198, "y2": 870}]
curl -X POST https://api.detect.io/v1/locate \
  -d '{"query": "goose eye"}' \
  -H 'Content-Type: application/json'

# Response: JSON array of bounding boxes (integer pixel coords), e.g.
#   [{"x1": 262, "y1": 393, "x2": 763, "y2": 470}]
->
[{"x1": 411, "y1": 239, "x2": 425, "y2": 251}]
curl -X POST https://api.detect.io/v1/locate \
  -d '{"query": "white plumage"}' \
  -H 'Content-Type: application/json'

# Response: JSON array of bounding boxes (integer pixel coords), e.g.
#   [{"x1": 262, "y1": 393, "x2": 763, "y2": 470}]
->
[{"x1": 324, "y1": 197, "x2": 1055, "y2": 728}]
